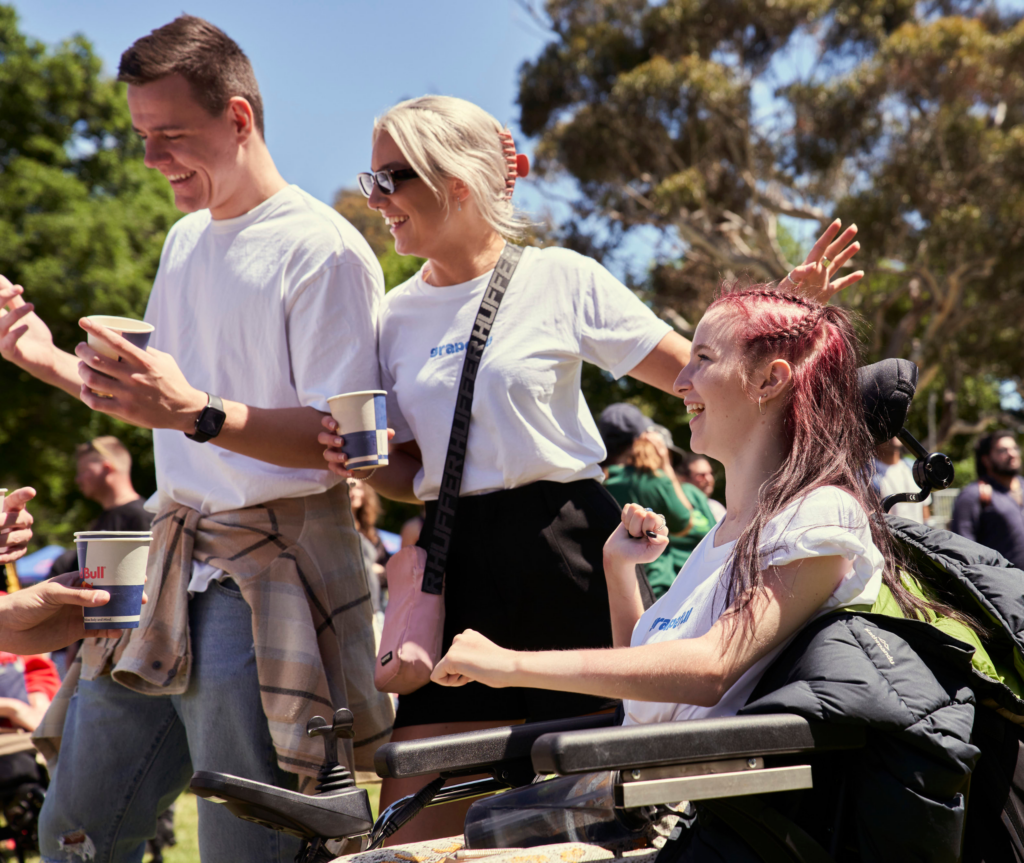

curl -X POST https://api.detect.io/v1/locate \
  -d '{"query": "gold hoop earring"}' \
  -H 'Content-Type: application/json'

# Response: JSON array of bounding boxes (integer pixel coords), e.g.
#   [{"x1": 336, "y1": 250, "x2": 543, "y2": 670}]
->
[{"x1": 758, "y1": 395, "x2": 766, "y2": 416}]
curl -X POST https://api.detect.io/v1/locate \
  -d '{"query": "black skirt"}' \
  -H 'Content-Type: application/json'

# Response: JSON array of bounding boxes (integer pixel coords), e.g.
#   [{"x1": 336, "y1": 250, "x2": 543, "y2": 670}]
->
[{"x1": 393, "y1": 478, "x2": 653, "y2": 727}]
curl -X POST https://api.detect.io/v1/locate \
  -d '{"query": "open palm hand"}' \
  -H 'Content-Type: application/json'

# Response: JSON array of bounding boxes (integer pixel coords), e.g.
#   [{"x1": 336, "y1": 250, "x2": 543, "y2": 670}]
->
[{"x1": 780, "y1": 219, "x2": 864, "y2": 304}]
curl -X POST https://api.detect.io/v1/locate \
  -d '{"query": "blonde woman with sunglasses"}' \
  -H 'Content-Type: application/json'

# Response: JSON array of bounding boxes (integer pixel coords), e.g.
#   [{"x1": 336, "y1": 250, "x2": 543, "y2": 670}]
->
[{"x1": 320, "y1": 95, "x2": 861, "y2": 843}]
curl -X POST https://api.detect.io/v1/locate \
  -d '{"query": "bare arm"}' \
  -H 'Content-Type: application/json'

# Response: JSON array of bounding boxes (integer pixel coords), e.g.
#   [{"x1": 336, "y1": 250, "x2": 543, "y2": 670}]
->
[
  {"x1": 73, "y1": 320, "x2": 332, "y2": 469},
  {"x1": 210, "y1": 404, "x2": 330, "y2": 469},
  {"x1": 2, "y1": 284, "x2": 333, "y2": 469},
  {"x1": 0, "y1": 281, "x2": 83, "y2": 398},
  {"x1": 365, "y1": 439, "x2": 423, "y2": 504},
  {"x1": 627, "y1": 331, "x2": 691, "y2": 395},
  {"x1": 602, "y1": 505, "x2": 667, "y2": 647},
  {"x1": 432, "y1": 553, "x2": 848, "y2": 707}
]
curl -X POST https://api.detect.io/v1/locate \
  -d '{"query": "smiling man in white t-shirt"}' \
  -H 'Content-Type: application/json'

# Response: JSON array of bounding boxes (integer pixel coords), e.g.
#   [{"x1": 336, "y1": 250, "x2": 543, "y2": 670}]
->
[{"x1": 0, "y1": 16, "x2": 391, "y2": 863}]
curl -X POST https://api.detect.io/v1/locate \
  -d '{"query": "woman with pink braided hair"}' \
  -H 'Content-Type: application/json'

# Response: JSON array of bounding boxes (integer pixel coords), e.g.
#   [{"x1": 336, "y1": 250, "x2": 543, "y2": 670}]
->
[
  {"x1": 320, "y1": 94, "x2": 861, "y2": 841},
  {"x1": 433, "y1": 286, "x2": 967, "y2": 731}
]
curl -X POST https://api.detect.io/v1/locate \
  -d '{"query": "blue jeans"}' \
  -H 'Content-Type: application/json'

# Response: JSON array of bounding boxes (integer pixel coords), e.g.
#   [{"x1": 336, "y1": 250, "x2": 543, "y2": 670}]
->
[{"x1": 39, "y1": 580, "x2": 303, "y2": 862}]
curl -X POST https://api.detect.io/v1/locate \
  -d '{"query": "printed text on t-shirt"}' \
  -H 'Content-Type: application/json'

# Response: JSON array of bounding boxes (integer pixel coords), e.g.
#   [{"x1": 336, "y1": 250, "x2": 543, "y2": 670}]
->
[
  {"x1": 650, "y1": 607, "x2": 693, "y2": 633},
  {"x1": 430, "y1": 336, "x2": 492, "y2": 359}
]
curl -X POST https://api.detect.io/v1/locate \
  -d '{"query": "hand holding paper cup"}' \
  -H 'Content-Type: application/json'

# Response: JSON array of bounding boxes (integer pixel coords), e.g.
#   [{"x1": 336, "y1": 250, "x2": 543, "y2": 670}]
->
[
  {"x1": 76, "y1": 532, "x2": 151, "y2": 630},
  {"x1": 82, "y1": 315, "x2": 155, "y2": 396},
  {"x1": 327, "y1": 390, "x2": 389, "y2": 470}
]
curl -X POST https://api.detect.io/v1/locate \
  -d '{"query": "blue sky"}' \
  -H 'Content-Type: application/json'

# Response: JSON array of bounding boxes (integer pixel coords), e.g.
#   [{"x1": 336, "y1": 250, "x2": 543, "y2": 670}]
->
[
  {"x1": 18, "y1": 0, "x2": 1024, "y2": 289},
  {"x1": 15, "y1": 1, "x2": 554, "y2": 216}
]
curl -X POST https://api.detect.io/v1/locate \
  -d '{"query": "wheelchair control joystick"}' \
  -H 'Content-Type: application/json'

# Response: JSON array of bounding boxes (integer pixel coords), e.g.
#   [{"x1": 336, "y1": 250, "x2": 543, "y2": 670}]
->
[
  {"x1": 883, "y1": 427, "x2": 955, "y2": 513},
  {"x1": 190, "y1": 703, "x2": 373, "y2": 862},
  {"x1": 307, "y1": 708, "x2": 357, "y2": 794}
]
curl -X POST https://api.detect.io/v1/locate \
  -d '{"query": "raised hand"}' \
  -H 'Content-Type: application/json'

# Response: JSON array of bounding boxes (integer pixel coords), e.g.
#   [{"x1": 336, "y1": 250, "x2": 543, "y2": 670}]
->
[
  {"x1": 0, "y1": 487, "x2": 36, "y2": 565},
  {"x1": 603, "y1": 502, "x2": 670, "y2": 570},
  {"x1": 779, "y1": 219, "x2": 864, "y2": 304},
  {"x1": 0, "y1": 277, "x2": 60, "y2": 376}
]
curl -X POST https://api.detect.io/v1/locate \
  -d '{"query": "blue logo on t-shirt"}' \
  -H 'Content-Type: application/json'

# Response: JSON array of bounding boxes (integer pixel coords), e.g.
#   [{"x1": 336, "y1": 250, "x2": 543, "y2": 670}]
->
[
  {"x1": 649, "y1": 607, "x2": 693, "y2": 633},
  {"x1": 429, "y1": 336, "x2": 492, "y2": 359}
]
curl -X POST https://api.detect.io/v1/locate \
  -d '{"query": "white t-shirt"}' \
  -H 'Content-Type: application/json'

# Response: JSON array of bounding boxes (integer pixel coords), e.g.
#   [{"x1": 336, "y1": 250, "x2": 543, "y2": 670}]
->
[
  {"x1": 145, "y1": 184, "x2": 383, "y2": 517},
  {"x1": 379, "y1": 246, "x2": 672, "y2": 500},
  {"x1": 873, "y1": 458, "x2": 929, "y2": 523},
  {"x1": 624, "y1": 486, "x2": 884, "y2": 726}
]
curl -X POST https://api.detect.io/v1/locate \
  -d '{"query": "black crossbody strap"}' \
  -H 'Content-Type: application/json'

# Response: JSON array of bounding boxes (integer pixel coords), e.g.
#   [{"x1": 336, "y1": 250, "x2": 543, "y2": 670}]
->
[{"x1": 421, "y1": 244, "x2": 523, "y2": 595}]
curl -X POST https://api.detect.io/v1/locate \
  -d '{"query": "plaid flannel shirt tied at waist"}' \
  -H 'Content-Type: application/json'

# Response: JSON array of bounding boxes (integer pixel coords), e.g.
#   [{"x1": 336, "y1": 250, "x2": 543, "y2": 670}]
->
[{"x1": 34, "y1": 482, "x2": 393, "y2": 790}]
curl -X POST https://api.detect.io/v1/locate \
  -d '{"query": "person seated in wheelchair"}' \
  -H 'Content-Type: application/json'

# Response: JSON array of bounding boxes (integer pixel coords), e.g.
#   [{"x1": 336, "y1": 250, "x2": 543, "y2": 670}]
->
[
  {"x1": 432, "y1": 283, "x2": 976, "y2": 744},
  {"x1": 195, "y1": 285, "x2": 1012, "y2": 861}
]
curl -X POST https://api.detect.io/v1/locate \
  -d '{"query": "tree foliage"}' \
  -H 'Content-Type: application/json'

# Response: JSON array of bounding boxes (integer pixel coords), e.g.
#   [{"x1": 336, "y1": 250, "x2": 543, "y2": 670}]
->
[
  {"x1": 517, "y1": 0, "x2": 1024, "y2": 458},
  {"x1": 334, "y1": 188, "x2": 426, "y2": 291},
  {"x1": 0, "y1": 6, "x2": 180, "y2": 543}
]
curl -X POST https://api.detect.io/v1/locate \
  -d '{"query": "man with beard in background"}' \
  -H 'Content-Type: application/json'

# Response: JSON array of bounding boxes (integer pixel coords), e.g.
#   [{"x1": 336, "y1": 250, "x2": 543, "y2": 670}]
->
[{"x1": 951, "y1": 430, "x2": 1024, "y2": 569}]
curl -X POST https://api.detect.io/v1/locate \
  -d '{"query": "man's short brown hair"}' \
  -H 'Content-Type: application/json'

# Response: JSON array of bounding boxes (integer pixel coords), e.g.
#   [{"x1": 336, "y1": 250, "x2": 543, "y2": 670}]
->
[
  {"x1": 76, "y1": 436, "x2": 133, "y2": 475},
  {"x1": 118, "y1": 15, "x2": 265, "y2": 136}
]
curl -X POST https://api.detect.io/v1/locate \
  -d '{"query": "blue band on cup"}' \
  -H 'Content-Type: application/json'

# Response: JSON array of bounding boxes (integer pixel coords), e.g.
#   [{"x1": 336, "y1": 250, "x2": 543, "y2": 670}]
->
[
  {"x1": 121, "y1": 331, "x2": 152, "y2": 352},
  {"x1": 342, "y1": 429, "x2": 383, "y2": 459},
  {"x1": 84, "y1": 584, "x2": 145, "y2": 628}
]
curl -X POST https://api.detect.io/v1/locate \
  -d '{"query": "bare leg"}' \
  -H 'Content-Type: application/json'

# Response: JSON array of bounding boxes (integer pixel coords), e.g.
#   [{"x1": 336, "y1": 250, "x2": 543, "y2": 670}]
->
[{"x1": 379, "y1": 719, "x2": 525, "y2": 845}]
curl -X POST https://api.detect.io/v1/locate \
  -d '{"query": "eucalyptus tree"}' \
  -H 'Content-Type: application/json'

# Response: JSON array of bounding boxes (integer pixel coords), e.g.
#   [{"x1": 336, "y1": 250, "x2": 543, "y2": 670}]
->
[{"x1": 517, "y1": 0, "x2": 1024, "y2": 448}]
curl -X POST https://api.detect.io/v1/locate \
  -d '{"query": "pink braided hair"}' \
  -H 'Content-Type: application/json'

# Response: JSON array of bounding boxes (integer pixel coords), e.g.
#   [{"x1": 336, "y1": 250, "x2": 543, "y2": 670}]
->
[{"x1": 714, "y1": 287, "x2": 829, "y2": 345}]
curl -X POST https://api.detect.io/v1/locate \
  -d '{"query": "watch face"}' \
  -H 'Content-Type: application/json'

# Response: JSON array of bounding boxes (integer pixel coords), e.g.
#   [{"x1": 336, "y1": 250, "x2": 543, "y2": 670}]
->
[{"x1": 198, "y1": 408, "x2": 226, "y2": 437}]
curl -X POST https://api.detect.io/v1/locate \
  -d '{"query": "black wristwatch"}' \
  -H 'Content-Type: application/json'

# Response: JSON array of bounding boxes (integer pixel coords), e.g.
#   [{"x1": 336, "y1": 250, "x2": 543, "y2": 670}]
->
[{"x1": 185, "y1": 393, "x2": 226, "y2": 443}]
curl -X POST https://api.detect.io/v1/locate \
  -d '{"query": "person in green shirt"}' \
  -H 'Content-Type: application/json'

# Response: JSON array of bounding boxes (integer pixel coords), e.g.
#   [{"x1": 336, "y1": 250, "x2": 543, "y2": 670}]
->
[{"x1": 598, "y1": 404, "x2": 717, "y2": 597}]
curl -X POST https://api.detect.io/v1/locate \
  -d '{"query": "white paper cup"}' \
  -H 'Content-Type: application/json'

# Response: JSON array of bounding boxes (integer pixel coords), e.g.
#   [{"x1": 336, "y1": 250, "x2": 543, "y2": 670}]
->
[
  {"x1": 83, "y1": 315, "x2": 155, "y2": 397},
  {"x1": 76, "y1": 533, "x2": 150, "y2": 630},
  {"x1": 84, "y1": 316, "x2": 155, "y2": 360},
  {"x1": 327, "y1": 390, "x2": 389, "y2": 469}
]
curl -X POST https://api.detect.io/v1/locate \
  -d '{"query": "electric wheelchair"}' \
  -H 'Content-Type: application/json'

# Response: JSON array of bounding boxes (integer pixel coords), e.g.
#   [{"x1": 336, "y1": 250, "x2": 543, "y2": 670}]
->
[{"x1": 191, "y1": 359, "x2": 1024, "y2": 863}]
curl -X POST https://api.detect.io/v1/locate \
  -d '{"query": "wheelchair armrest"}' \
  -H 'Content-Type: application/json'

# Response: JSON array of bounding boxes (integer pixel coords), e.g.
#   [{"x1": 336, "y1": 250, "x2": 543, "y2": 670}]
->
[
  {"x1": 190, "y1": 771, "x2": 373, "y2": 841},
  {"x1": 374, "y1": 713, "x2": 617, "y2": 780},
  {"x1": 531, "y1": 713, "x2": 865, "y2": 775}
]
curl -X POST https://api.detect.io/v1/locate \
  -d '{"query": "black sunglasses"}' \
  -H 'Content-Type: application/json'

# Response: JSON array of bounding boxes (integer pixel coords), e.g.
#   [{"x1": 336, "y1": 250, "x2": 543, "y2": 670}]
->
[{"x1": 357, "y1": 167, "x2": 419, "y2": 197}]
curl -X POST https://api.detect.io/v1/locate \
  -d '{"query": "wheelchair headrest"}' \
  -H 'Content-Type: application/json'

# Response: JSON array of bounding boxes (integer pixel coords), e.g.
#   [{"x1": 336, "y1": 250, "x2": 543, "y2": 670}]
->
[{"x1": 858, "y1": 359, "x2": 919, "y2": 445}]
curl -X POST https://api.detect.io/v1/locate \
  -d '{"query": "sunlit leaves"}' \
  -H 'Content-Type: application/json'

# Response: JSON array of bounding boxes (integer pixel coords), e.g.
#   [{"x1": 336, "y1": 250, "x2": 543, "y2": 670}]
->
[
  {"x1": 0, "y1": 6, "x2": 180, "y2": 543},
  {"x1": 518, "y1": 0, "x2": 1024, "y2": 456}
]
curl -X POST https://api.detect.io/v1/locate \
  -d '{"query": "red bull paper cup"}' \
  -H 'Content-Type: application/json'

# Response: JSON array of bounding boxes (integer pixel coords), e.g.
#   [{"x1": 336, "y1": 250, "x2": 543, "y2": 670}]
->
[{"x1": 76, "y1": 532, "x2": 150, "y2": 629}]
